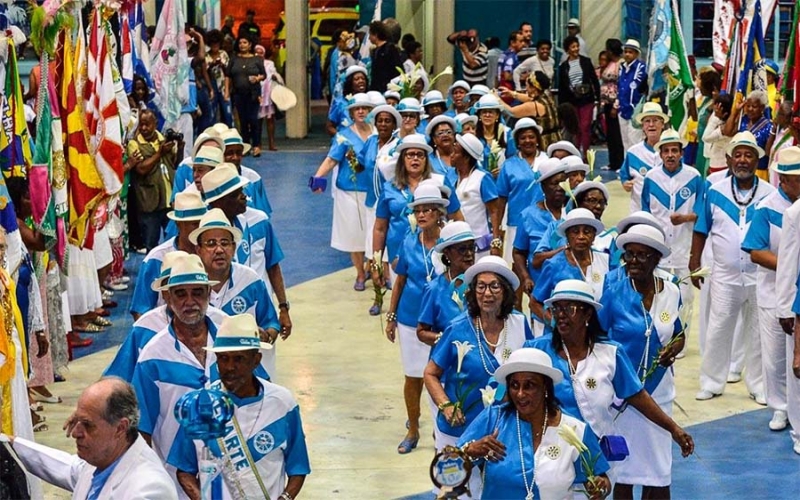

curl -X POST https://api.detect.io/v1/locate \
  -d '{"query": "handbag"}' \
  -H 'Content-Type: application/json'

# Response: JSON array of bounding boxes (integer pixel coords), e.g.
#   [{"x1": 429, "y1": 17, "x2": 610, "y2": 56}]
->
[
  {"x1": 308, "y1": 176, "x2": 327, "y2": 192},
  {"x1": 600, "y1": 434, "x2": 630, "y2": 461},
  {"x1": 573, "y1": 83, "x2": 593, "y2": 98}
]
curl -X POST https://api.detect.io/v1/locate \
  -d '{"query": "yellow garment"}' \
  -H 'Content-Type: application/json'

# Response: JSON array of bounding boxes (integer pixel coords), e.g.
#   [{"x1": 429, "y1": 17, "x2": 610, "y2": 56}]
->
[
  {"x1": 0, "y1": 268, "x2": 25, "y2": 435},
  {"x1": 768, "y1": 84, "x2": 778, "y2": 118}
]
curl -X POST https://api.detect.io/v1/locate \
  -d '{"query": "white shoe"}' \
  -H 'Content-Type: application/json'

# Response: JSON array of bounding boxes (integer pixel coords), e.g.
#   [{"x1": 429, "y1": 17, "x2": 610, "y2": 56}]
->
[
  {"x1": 769, "y1": 410, "x2": 789, "y2": 431},
  {"x1": 727, "y1": 372, "x2": 742, "y2": 383},
  {"x1": 106, "y1": 282, "x2": 128, "y2": 291},
  {"x1": 120, "y1": 276, "x2": 131, "y2": 284},
  {"x1": 695, "y1": 390, "x2": 721, "y2": 401},
  {"x1": 750, "y1": 392, "x2": 767, "y2": 406},
  {"x1": 793, "y1": 441, "x2": 800, "y2": 455}
]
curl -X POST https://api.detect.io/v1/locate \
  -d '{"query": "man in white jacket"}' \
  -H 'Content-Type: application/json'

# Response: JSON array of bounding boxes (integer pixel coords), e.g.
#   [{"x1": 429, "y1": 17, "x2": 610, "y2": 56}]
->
[{"x1": 4, "y1": 378, "x2": 178, "y2": 499}]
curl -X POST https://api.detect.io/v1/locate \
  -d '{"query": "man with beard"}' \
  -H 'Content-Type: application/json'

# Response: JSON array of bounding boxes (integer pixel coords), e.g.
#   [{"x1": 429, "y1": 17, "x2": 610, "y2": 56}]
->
[
  {"x1": 690, "y1": 131, "x2": 774, "y2": 403},
  {"x1": 619, "y1": 102, "x2": 667, "y2": 213},
  {"x1": 201, "y1": 164, "x2": 292, "y2": 338},
  {"x1": 171, "y1": 314, "x2": 310, "y2": 500}
]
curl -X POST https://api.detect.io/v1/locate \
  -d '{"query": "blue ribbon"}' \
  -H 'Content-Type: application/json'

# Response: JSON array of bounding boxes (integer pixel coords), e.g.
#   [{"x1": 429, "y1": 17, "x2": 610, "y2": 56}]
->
[
  {"x1": 172, "y1": 207, "x2": 207, "y2": 219},
  {"x1": 777, "y1": 162, "x2": 800, "y2": 173},
  {"x1": 212, "y1": 336, "x2": 260, "y2": 349},
  {"x1": 166, "y1": 273, "x2": 211, "y2": 287},
  {"x1": 437, "y1": 231, "x2": 476, "y2": 247},
  {"x1": 550, "y1": 289, "x2": 595, "y2": 301},
  {"x1": 203, "y1": 176, "x2": 243, "y2": 201}
]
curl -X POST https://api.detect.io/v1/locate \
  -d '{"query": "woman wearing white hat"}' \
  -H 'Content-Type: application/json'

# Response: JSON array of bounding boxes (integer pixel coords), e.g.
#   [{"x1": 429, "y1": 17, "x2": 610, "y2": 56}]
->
[
  {"x1": 372, "y1": 134, "x2": 462, "y2": 279},
  {"x1": 326, "y1": 65, "x2": 368, "y2": 135},
  {"x1": 620, "y1": 101, "x2": 668, "y2": 213},
  {"x1": 312, "y1": 93, "x2": 376, "y2": 291},
  {"x1": 384, "y1": 183, "x2": 449, "y2": 455},
  {"x1": 417, "y1": 221, "x2": 477, "y2": 344},
  {"x1": 425, "y1": 256, "x2": 532, "y2": 481},
  {"x1": 451, "y1": 133, "x2": 501, "y2": 257},
  {"x1": 599, "y1": 225, "x2": 691, "y2": 496},
  {"x1": 454, "y1": 113, "x2": 478, "y2": 135},
  {"x1": 527, "y1": 280, "x2": 693, "y2": 494},
  {"x1": 456, "y1": 347, "x2": 611, "y2": 499},
  {"x1": 532, "y1": 208, "x2": 608, "y2": 329},
  {"x1": 421, "y1": 90, "x2": 447, "y2": 128},
  {"x1": 445, "y1": 80, "x2": 471, "y2": 117},
  {"x1": 426, "y1": 115, "x2": 458, "y2": 177},
  {"x1": 474, "y1": 94, "x2": 516, "y2": 165}
]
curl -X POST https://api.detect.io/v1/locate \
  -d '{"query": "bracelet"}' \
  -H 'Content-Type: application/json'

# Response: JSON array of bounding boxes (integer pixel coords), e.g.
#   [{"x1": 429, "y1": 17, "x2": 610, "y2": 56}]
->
[
  {"x1": 386, "y1": 311, "x2": 397, "y2": 322},
  {"x1": 370, "y1": 260, "x2": 381, "y2": 271},
  {"x1": 279, "y1": 493, "x2": 293, "y2": 500},
  {"x1": 490, "y1": 238, "x2": 503, "y2": 250},
  {"x1": 460, "y1": 439, "x2": 475, "y2": 455},
  {"x1": 434, "y1": 332, "x2": 443, "y2": 344},
  {"x1": 437, "y1": 400, "x2": 451, "y2": 411}
]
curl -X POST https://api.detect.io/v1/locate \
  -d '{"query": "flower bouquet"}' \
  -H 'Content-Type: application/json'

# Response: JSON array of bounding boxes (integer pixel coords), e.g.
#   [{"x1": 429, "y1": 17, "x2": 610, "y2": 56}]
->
[{"x1": 558, "y1": 424, "x2": 603, "y2": 498}]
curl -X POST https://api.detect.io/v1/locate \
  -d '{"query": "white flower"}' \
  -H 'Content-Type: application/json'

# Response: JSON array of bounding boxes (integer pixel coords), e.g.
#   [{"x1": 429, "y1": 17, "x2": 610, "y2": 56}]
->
[
  {"x1": 558, "y1": 423, "x2": 588, "y2": 453},
  {"x1": 440, "y1": 66, "x2": 454, "y2": 76},
  {"x1": 479, "y1": 385, "x2": 496, "y2": 407},
  {"x1": 408, "y1": 213, "x2": 418, "y2": 232},
  {"x1": 451, "y1": 290, "x2": 464, "y2": 311},
  {"x1": 386, "y1": 82, "x2": 402, "y2": 92},
  {"x1": 453, "y1": 341, "x2": 474, "y2": 374}
]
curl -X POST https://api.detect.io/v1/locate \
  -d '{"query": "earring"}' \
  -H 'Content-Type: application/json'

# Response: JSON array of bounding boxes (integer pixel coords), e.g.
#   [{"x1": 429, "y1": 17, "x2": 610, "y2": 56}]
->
[{"x1": 585, "y1": 320, "x2": 589, "y2": 326}]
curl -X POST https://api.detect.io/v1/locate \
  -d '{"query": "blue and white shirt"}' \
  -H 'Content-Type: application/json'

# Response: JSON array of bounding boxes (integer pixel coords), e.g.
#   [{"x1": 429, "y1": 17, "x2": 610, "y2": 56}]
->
[
  {"x1": 172, "y1": 161, "x2": 273, "y2": 216},
  {"x1": 130, "y1": 237, "x2": 178, "y2": 317},
  {"x1": 641, "y1": 164, "x2": 704, "y2": 269},
  {"x1": 210, "y1": 263, "x2": 279, "y2": 331},
  {"x1": 742, "y1": 188, "x2": 793, "y2": 306},
  {"x1": 169, "y1": 378, "x2": 311, "y2": 500},
  {"x1": 358, "y1": 135, "x2": 398, "y2": 209},
  {"x1": 328, "y1": 127, "x2": 374, "y2": 192},
  {"x1": 513, "y1": 204, "x2": 562, "y2": 281},
  {"x1": 417, "y1": 274, "x2": 467, "y2": 334},
  {"x1": 105, "y1": 305, "x2": 228, "y2": 382},
  {"x1": 694, "y1": 176, "x2": 775, "y2": 287},
  {"x1": 454, "y1": 167, "x2": 498, "y2": 245},
  {"x1": 395, "y1": 230, "x2": 441, "y2": 327},
  {"x1": 619, "y1": 141, "x2": 661, "y2": 213},
  {"x1": 234, "y1": 208, "x2": 285, "y2": 283},
  {"x1": 495, "y1": 152, "x2": 547, "y2": 227}
]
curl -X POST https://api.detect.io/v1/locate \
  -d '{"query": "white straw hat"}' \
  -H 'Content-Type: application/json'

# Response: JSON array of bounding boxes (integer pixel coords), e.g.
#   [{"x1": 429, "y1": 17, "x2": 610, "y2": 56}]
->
[
  {"x1": 193, "y1": 145, "x2": 224, "y2": 168},
  {"x1": 463, "y1": 255, "x2": 520, "y2": 291},
  {"x1": 623, "y1": 39, "x2": 641, "y2": 52},
  {"x1": 220, "y1": 128, "x2": 252, "y2": 156},
  {"x1": 635, "y1": 102, "x2": 669, "y2": 125},
  {"x1": 201, "y1": 164, "x2": 249, "y2": 203},
  {"x1": 192, "y1": 131, "x2": 225, "y2": 158},
  {"x1": 150, "y1": 250, "x2": 191, "y2": 291},
  {"x1": 773, "y1": 146, "x2": 800, "y2": 175},
  {"x1": 725, "y1": 130, "x2": 765, "y2": 158},
  {"x1": 188, "y1": 207, "x2": 243, "y2": 245},
  {"x1": 494, "y1": 348, "x2": 564, "y2": 385},
  {"x1": 158, "y1": 254, "x2": 219, "y2": 290},
  {"x1": 655, "y1": 129, "x2": 687, "y2": 150},
  {"x1": 205, "y1": 314, "x2": 273, "y2": 353},
  {"x1": 167, "y1": 189, "x2": 208, "y2": 222},
  {"x1": 543, "y1": 279, "x2": 601, "y2": 312}
]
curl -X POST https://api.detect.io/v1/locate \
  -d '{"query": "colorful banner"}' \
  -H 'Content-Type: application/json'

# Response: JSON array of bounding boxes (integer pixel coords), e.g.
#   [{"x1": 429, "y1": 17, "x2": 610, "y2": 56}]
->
[
  {"x1": 666, "y1": 0, "x2": 695, "y2": 129},
  {"x1": 781, "y1": 0, "x2": 800, "y2": 111},
  {"x1": 647, "y1": 0, "x2": 671, "y2": 95},
  {"x1": 0, "y1": 41, "x2": 32, "y2": 178},
  {"x1": 736, "y1": 0, "x2": 768, "y2": 95},
  {"x1": 150, "y1": 0, "x2": 190, "y2": 128}
]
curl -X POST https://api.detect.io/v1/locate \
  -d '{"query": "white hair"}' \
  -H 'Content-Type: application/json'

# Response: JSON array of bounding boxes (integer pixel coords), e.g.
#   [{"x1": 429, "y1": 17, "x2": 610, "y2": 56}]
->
[{"x1": 747, "y1": 90, "x2": 768, "y2": 107}]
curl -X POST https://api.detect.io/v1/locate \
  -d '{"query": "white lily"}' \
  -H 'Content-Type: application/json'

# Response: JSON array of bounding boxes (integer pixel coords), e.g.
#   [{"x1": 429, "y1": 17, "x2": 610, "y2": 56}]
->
[
  {"x1": 586, "y1": 149, "x2": 596, "y2": 175},
  {"x1": 453, "y1": 340, "x2": 474, "y2": 374},
  {"x1": 558, "y1": 423, "x2": 588, "y2": 453},
  {"x1": 408, "y1": 213, "x2": 417, "y2": 232},
  {"x1": 451, "y1": 290, "x2": 464, "y2": 311},
  {"x1": 479, "y1": 385, "x2": 496, "y2": 407},
  {"x1": 386, "y1": 82, "x2": 402, "y2": 92},
  {"x1": 559, "y1": 180, "x2": 576, "y2": 204}
]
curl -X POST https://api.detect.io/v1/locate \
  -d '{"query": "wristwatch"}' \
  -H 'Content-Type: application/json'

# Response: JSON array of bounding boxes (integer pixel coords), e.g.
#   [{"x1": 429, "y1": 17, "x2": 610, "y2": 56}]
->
[{"x1": 279, "y1": 301, "x2": 291, "y2": 311}]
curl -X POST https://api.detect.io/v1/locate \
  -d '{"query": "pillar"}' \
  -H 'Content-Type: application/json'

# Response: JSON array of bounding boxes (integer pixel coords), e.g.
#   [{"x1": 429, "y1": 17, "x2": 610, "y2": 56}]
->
[{"x1": 285, "y1": 1, "x2": 308, "y2": 138}]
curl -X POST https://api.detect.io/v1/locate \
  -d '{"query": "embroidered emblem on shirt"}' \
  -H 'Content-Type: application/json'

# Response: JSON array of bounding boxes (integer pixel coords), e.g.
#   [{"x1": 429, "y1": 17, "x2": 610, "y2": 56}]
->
[
  {"x1": 639, "y1": 167, "x2": 648, "y2": 175},
  {"x1": 240, "y1": 240, "x2": 250, "y2": 255},
  {"x1": 660, "y1": 311, "x2": 670, "y2": 323},
  {"x1": 679, "y1": 187, "x2": 691, "y2": 200},
  {"x1": 544, "y1": 444, "x2": 561, "y2": 460},
  {"x1": 231, "y1": 296, "x2": 247, "y2": 314},
  {"x1": 253, "y1": 430, "x2": 275, "y2": 455},
  {"x1": 586, "y1": 378, "x2": 598, "y2": 390},
  {"x1": 592, "y1": 272, "x2": 601, "y2": 283},
  {"x1": 502, "y1": 347, "x2": 512, "y2": 361}
]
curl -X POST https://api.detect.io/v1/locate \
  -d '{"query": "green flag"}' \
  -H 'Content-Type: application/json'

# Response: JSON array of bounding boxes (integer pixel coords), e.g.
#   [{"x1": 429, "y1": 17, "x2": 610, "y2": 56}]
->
[{"x1": 666, "y1": 0, "x2": 693, "y2": 130}]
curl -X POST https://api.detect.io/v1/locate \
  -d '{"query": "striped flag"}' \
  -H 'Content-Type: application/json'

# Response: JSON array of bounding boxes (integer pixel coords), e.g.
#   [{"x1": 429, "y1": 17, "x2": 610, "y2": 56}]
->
[
  {"x1": 781, "y1": 1, "x2": 800, "y2": 112},
  {"x1": 646, "y1": 0, "x2": 672, "y2": 97},
  {"x1": 0, "y1": 40, "x2": 32, "y2": 178},
  {"x1": 121, "y1": 9, "x2": 134, "y2": 94},
  {"x1": 736, "y1": 0, "x2": 768, "y2": 96},
  {"x1": 150, "y1": 0, "x2": 190, "y2": 128}
]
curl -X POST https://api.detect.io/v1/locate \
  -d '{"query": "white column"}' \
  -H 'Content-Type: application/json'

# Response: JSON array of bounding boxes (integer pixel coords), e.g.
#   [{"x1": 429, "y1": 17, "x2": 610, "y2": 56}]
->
[{"x1": 285, "y1": 0, "x2": 308, "y2": 138}]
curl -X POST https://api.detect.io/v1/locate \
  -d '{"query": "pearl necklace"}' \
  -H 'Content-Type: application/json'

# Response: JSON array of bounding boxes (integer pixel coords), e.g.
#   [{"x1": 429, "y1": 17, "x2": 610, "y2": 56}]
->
[
  {"x1": 631, "y1": 275, "x2": 658, "y2": 377},
  {"x1": 421, "y1": 232, "x2": 436, "y2": 282},
  {"x1": 568, "y1": 249, "x2": 593, "y2": 282},
  {"x1": 516, "y1": 405, "x2": 548, "y2": 500},
  {"x1": 473, "y1": 317, "x2": 509, "y2": 375}
]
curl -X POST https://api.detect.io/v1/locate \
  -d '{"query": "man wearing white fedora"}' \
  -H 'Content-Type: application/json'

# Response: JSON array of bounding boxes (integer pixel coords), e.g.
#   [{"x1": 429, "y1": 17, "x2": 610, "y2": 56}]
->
[
  {"x1": 170, "y1": 314, "x2": 310, "y2": 500},
  {"x1": 690, "y1": 131, "x2": 775, "y2": 403},
  {"x1": 619, "y1": 102, "x2": 667, "y2": 214},
  {"x1": 744, "y1": 146, "x2": 800, "y2": 441},
  {"x1": 616, "y1": 38, "x2": 647, "y2": 151},
  {"x1": 130, "y1": 188, "x2": 207, "y2": 321},
  {"x1": 221, "y1": 127, "x2": 273, "y2": 217},
  {"x1": 191, "y1": 208, "x2": 281, "y2": 378},
  {"x1": 201, "y1": 164, "x2": 293, "y2": 339},
  {"x1": 641, "y1": 129, "x2": 704, "y2": 337}
]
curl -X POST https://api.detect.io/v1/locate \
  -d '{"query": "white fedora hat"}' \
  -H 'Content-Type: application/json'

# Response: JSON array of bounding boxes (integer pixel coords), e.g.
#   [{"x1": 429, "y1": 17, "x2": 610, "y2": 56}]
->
[
  {"x1": 566, "y1": 18, "x2": 581, "y2": 27},
  {"x1": 167, "y1": 189, "x2": 208, "y2": 222},
  {"x1": 455, "y1": 133, "x2": 484, "y2": 162},
  {"x1": 434, "y1": 221, "x2": 476, "y2": 253},
  {"x1": 494, "y1": 347, "x2": 564, "y2": 385},
  {"x1": 205, "y1": 314, "x2": 273, "y2": 353},
  {"x1": 560, "y1": 155, "x2": 590, "y2": 175},
  {"x1": 537, "y1": 157, "x2": 570, "y2": 182},
  {"x1": 512, "y1": 117, "x2": 543, "y2": 140},
  {"x1": 655, "y1": 129, "x2": 687, "y2": 150},
  {"x1": 616, "y1": 211, "x2": 666, "y2": 237},
  {"x1": 211, "y1": 123, "x2": 230, "y2": 134},
  {"x1": 425, "y1": 115, "x2": 457, "y2": 137},
  {"x1": 623, "y1": 39, "x2": 641, "y2": 52},
  {"x1": 396, "y1": 133, "x2": 433, "y2": 154},
  {"x1": 158, "y1": 254, "x2": 219, "y2": 290},
  {"x1": 188, "y1": 207, "x2": 243, "y2": 245},
  {"x1": 557, "y1": 207, "x2": 604, "y2": 237},
  {"x1": 543, "y1": 279, "x2": 602, "y2": 312},
  {"x1": 772, "y1": 146, "x2": 800, "y2": 175},
  {"x1": 573, "y1": 180, "x2": 609, "y2": 203},
  {"x1": 220, "y1": 128, "x2": 252, "y2": 156},
  {"x1": 546, "y1": 140, "x2": 581, "y2": 158},
  {"x1": 407, "y1": 183, "x2": 450, "y2": 209},
  {"x1": 463, "y1": 255, "x2": 520, "y2": 291},
  {"x1": 193, "y1": 145, "x2": 224, "y2": 169},
  {"x1": 635, "y1": 102, "x2": 669, "y2": 125},
  {"x1": 726, "y1": 130, "x2": 765, "y2": 158},
  {"x1": 370, "y1": 104, "x2": 402, "y2": 128},
  {"x1": 150, "y1": 250, "x2": 191, "y2": 292},
  {"x1": 201, "y1": 164, "x2": 250, "y2": 204},
  {"x1": 192, "y1": 131, "x2": 225, "y2": 158},
  {"x1": 346, "y1": 92, "x2": 376, "y2": 111},
  {"x1": 615, "y1": 223, "x2": 671, "y2": 258}
]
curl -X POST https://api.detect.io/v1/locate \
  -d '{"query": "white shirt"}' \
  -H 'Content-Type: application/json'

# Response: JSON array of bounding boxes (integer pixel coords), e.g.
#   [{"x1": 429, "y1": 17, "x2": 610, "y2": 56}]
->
[
  {"x1": 512, "y1": 55, "x2": 555, "y2": 90},
  {"x1": 641, "y1": 164, "x2": 703, "y2": 269},
  {"x1": 776, "y1": 198, "x2": 800, "y2": 318},
  {"x1": 455, "y1": 168, "x2": 496, "y2": 239},
  {"x1": 743, "y1": 189, "x2": 793, "y2": 306},
  {"x1": 695, "y1": 176, "x2": 775, "y2": 287},
  {"x1": 620, "y1": 140, "x2": 662, "y2": 213}
]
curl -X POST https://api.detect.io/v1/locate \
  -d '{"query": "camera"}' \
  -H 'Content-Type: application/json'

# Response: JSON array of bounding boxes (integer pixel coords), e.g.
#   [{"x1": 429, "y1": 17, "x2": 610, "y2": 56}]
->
[
  {"x1": 457, "y1": 35, "x2": 475, "y2": 45},
  {"x1": 164, "y1": 128, "x2": 184, "y2": 143}
]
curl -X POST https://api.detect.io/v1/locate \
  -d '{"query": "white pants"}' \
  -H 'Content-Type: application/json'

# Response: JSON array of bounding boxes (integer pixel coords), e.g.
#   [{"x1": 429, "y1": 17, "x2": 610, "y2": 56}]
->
[
  {"x1": 699, "y1": 277, "x2": 745, "y2": 372},
  {"x1": 787, "y1": 331, "x2": 800, "y2": 446},
  {"x1": 619, "y1": 117, "x2": 643, "y2": 153},
  {"x1": 759, "y1": 307, "x2": 787, "y2": 412},
  {"x1": 699, "y1": 282, "x2": 763, "y2": 395}
]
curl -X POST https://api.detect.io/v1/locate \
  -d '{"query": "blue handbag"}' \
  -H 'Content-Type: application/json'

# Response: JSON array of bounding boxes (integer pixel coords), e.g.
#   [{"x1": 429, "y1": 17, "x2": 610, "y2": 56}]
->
[
  {"x1": 308, "y1": 176, "x2": 328, "y2": 192},
  {"x1": 600, "y1": 435, "x2": 629, "y2": 461}
]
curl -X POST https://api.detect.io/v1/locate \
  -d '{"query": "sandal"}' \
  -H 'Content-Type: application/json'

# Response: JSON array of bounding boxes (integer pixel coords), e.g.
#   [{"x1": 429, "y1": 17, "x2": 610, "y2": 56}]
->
[
  {"x1": 397, "y1": 435, "x2": 419, "y2": 454},
  {"x1": 29, "y1": 403, "x2": 43, "y2": 412},
  {"x1": 30, "y1": 389, "x2": 62, "y2": 404},
  {"x1": 93, "y1": 317, "x2": 113, "y2": 327},
  {"x1": 75, "y1": 323, "x2": 104, "y2": 333},
  {"x1": 369, "y1": 304, "x2": 381, "y2": 316},
  {"x1": 33, "y1": 421, "x2": 48, "y2": 432},
  {"x1": 354, "y1": 279, "x2": 366, "y2": 292}
]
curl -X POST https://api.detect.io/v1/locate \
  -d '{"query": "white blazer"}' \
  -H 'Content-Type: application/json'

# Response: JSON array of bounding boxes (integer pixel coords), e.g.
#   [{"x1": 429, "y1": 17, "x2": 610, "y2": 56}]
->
[{"x1": 13, "y1": 435, "x2": 178, "y2": 499}]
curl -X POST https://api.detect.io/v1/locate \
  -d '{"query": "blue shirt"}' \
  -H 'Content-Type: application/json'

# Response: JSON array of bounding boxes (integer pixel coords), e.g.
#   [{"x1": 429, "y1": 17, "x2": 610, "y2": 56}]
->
[
  {"x1": 514, "y1": 204, "x2": 560, "y2": 281},
  {"x1": 328, "y1": 95, "x2": 350, "y2": 131},
  {"x1": 87, "y1": 454, "x2": 124, "y2": 500},
  {"x1": 233, "y1": 209, "x2": 285, "y2": 282},
  {"x1": 328, "y1": 127, "x2": 373, "y2": 192},
  {"x1": 496, "y1": 153, "x2": 546, "y2": 227},
  {"x1": 358, "y1": 134, "x2": 385, "y2": 208},
  {"x1": 417, "y1": 273, "x2": 467, "y2": 333},
  {"x1": 395, "y1": 231, "x2": 439, "y2": 326},
  {"x1": 617, "y1": 59, "x2": 647, "y2": 120}
]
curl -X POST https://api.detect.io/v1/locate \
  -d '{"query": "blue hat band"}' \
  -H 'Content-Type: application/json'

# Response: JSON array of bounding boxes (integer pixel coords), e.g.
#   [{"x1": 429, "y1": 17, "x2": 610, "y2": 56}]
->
[
  {"x1": 437, "y1": 231, "x2": 476, "y2": 246},
  {"x1": 203, "y1": 176, "x2": 243, "y2": 201},
  {"x1": 551, "y1": 289, "x2": 595, "y2": 301},
  {"x1": 167, "y1": 273, "x2": 210, "y2": 287},
  {"x1": 777, "y1": 162, "x2": 800, "y2": 173},
  {"x1": 173, "y1": 207, "x2": 207, "y2": 219},
  {"x1": 223, "y1": 138, "x2": 244, "y2": 146},
  {"x1": 213, "y1": 336, "x2": 260, "y2": 349},
  {"x1": 200, "y1": 220, "x2": 234, "y2": 231},
  {"x1": 194, "y1": 156, "x2": 219, "y2": 165}
]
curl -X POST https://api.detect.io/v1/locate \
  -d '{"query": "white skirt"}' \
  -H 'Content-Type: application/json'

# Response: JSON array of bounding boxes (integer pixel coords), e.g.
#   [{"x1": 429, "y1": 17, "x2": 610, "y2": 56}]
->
[
  {"x1": 613, "y1": 401, "x2": 673, "y2": 487},
  {"x1": 398, "y1": 322, "x2": 430, "y2": 378},
  {"x1": 66, "y1": 244, "x2": 103, "y2": 315},
  {"x1": 503, "y1": 225, "x2": 517, "y2": 264},
  {"x1": 93, "y1": 226, "x2": 113, "y2": 269},
  {"x1": 331, "y1": 189, "x2": 367, "y2": 252}
]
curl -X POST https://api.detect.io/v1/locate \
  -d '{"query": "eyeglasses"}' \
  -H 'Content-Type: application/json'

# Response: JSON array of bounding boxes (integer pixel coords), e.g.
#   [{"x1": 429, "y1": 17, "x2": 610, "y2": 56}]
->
[
  {"x1": 413, "y1": 207, "x2": 439, "y2": 215},
  {"x1": 474, "y1": 281, "x2": 503, "y2": 294},
  {"x1": 550, "y1": 303, "x2": 585, "y2": 317},
  {"x1": 435, "y1": 129, "x2": 454, "y2": 137},
  {"x1": 449, "y1": 243, "x2": 477, "y2": 256},
  {"x1": 621, "y1": 250, "x2": 655, "y2": 263},
  {"x1": 582, "y1": 196, "x2": 607, "y2": 207},
  {"x1": 405, "y1": 151, "x2": 427, "y2": 160},
  {"x1": 401, "y1": 114, "x2": 418, "y2": 121},
  {"x1": 200, "y1": 238, "x2": 235, "y2": 249}
]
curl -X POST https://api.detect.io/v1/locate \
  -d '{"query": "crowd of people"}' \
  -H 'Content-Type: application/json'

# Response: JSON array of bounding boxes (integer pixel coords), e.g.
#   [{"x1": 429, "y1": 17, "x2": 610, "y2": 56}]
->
[{"x1": 3, "y1": 8, "x2": 800, "y2": 500}]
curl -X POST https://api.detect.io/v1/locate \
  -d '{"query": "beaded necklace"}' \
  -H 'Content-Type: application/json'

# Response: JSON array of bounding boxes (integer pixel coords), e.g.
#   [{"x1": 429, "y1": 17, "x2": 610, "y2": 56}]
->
[
  {"x1": 730, "y1": 176, "x2": 758, "y2": 217},
  {"x1": 630, "y1": 275, "x2": 658, "y2": 377},
  {"x1": 516, "y1": 405, "x2": 548, "y2": 500},
  {"x1": 473, "y1": 316, "x2": 510, "y2": 374}
]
